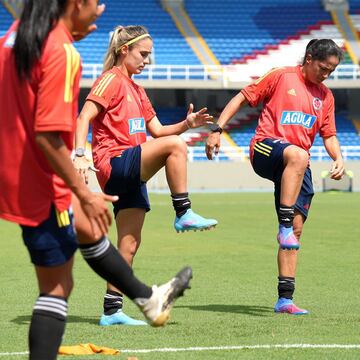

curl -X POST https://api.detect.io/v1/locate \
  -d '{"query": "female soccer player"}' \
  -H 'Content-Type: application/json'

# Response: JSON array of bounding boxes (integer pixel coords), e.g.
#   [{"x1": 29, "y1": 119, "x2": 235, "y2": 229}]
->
[
  {"x1": 74, "y1": 25, "x2": 217, "y2": 325},
  {"x1": 206, "y1": 39, "x2": 344, "y2": 315},
  {"x1": 0, "y1": 1, "x2": 191, "y2": 358}
]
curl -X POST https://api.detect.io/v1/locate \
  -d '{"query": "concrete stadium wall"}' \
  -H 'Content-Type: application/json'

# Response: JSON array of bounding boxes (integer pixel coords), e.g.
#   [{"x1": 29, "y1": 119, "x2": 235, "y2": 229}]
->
[{"x1": 88, "y1": 160, "x2": 360, "y2": 193}]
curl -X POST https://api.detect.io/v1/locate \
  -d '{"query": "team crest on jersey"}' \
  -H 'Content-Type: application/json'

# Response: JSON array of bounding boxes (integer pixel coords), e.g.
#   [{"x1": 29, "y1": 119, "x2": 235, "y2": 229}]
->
[
  {"x1": 280, "y1": 111, "x2": 317, "y2": 129},
  {"x1": 313, "y1": 97, "x2": 322, "y2": 111},
  {"x1": 129, "y1": 118, "x2": 146, "y2": 134}
]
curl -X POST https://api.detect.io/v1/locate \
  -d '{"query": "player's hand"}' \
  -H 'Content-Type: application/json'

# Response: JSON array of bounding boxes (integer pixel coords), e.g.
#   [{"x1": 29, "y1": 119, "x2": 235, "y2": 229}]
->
[
  {"x1": 73, "y1": 156, "x2": 98, "y2": 184},
  {"x1": 185, "y1": 103, "x2": 213, "y2": 129},
  {"x1": 80, "y1": 192, "x2": 118, "y2": 239},
  {"x1": 330, "y1": 159, "x2": 345, "y2": 180},
  {"x1": 72, "y1": 4, "x2": 105, "y2": 41},
  {"x1": 205, "y1": 132, "x2": 221, "y2": 160}
]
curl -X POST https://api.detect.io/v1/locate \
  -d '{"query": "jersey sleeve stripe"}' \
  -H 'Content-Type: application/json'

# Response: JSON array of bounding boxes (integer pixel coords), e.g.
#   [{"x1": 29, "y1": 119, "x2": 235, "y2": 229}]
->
[
  {"x1": 93, "y1": 73, "x2": 116, "y2": 97},
  {"x1": 63, "y1": 44, "x2": 81, "y2": 103},
  {"x1": 92, "y1": 73, "x2": 112, "y2": 95},
  {"x1": 254, "y1": 67, "x2": 282, "y2": 85},
  {"x1": 64, "y1": 44, "x2": 72, "y2": 103},
  {"x1": 69, "y1": 46, "x2": 80, "y2": 103}
]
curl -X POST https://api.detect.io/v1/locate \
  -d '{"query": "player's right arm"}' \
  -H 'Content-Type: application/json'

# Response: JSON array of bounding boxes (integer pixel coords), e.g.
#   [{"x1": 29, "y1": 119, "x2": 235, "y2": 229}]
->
[
  {"x1": 205, "y1": 67, "x2": 283, "y2": 160},
  {"x1": 35, "y1": 131, "x2": 117, "y2": 239},
  {"x1": 205, "y1": 92, "x2": 248, "y2": 160},
  {"x1": 74, "y1": 100, "x2": 103, "y2": 184}
]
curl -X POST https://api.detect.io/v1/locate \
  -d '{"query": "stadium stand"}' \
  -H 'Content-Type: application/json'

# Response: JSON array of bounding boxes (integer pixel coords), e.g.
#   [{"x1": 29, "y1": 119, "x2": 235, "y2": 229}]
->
[
  {"x1": 185, "y1": 0, "x2": 333, "y2": 65},
  {"x1": 0, "y1": 3, "x2": 12, "y2": 36},
  {"x1": 75, "y1": 0, "x2": 200, "y2": 65},
  {"x1": 1, "y1": 1, "x2": 359, "y2": 161}
]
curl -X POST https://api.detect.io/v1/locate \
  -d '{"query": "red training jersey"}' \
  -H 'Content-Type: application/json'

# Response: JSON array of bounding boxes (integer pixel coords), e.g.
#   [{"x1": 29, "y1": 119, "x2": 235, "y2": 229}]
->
[
  {"x1": 241, "y1": 66, "x2": 336, "y2": 161},
  {"x1": 0, "y1": 21, "x2": 81, "y2": 226},
  {"x1": 87, "y1": 66, "x2": 156, "y2": 189}
]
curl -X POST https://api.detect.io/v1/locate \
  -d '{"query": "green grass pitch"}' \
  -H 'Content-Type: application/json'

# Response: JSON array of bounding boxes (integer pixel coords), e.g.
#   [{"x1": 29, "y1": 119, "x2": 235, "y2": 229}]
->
[{"x1": 0, "y1": 192, "x2": 360, "y2": 359}]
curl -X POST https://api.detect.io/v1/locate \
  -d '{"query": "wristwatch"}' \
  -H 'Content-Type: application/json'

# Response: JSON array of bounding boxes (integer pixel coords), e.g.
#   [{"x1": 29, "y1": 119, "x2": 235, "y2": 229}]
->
[
  {"x1": 209, "y1": 123, "x2": 223, "y2": 134},
  {"x1": 75, "y1": 147, "x2": 85, "y2": 157}
]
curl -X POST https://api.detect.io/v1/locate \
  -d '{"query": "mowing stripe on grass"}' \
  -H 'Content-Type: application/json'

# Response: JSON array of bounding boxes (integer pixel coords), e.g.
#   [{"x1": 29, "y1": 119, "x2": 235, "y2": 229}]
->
[
  {"x1": 2, "y1": 344, "x2": 360, "y2": 357},
  {"x1": 121, "y1": 344, "x2": 360, "y2": 353}
]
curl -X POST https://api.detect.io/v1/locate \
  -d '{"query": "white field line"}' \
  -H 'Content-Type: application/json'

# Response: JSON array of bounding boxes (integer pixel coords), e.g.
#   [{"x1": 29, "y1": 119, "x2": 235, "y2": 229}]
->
[{"x1": 1, "y1": 344, "x2": 360, "y2": 357}]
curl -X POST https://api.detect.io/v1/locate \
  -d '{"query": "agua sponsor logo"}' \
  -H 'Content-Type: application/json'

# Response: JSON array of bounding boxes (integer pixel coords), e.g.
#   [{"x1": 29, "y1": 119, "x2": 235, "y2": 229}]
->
[
  {"x1": 280, "y1": 111, "x2": 316, "y2": 129},
  {"x1": 129, "y1": 118, "x2": 146, "y2": 134}
]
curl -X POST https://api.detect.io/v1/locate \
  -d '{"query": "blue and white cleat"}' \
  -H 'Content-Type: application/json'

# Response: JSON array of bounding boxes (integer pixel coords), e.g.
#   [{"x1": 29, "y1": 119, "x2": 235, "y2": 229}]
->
[
  {"x1": 99, "y1": 310, "x2": 147, "y2": 326},
  {"x1": 274, "y1": 298, "x2": 309, "y2": 315},
  {"x1": 174, "y1": 209, "x2": 218, "y2": 233},
  {"x1": 277, "y1": 225, "x2": 300, "y2": 250}
]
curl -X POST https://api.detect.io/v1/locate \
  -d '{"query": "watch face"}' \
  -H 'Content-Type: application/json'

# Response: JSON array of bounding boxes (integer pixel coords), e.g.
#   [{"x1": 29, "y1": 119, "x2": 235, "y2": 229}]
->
[{"x1": 75, "y1": 148, "x2": 85, "y2": 157}]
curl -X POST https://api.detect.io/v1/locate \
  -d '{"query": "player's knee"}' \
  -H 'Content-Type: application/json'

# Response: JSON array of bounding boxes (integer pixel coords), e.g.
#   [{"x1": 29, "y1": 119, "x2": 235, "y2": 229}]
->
[
  {"x1": 285, "y1": 147, "x2": 308, "y2": 171},
  {"x1": 170, "y1": 135, "x2": 187, "y2": 154}
]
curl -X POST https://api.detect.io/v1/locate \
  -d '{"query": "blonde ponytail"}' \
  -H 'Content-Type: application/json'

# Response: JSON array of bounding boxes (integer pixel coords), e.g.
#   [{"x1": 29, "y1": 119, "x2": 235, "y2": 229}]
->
[
  {"x1": 102, "y1": 25, "x2": 151, "y2": 72},
  {"x1": 103, "y1": 26, "x2": 124, "y2": 72}
]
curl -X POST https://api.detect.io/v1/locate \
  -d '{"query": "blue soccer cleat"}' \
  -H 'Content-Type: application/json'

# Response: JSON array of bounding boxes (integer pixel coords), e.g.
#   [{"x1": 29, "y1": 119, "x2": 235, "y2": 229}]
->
[
  {"x1": 174, "y1": 209, "x2": 218, "y2": 233},
  {"x1": 274, "y1": 297, "x2": 309, "y2": 315},
  {"x1": 277, "y1": 225, "x2": 300, "y2": 250},
  {"x1": 99, "y1": 310, "x2": 147, "y2": 326}
]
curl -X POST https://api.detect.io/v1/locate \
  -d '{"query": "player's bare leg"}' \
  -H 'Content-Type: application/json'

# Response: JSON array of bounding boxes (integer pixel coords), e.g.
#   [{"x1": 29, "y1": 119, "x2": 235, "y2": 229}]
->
[
  {"x1": 277, "y1": 146, "x2": 308, "y2": 250},
  {"x1": 99, "y1": 208, "x2": 147, "y2": 326},
  {"x1": 140, "y1": 136, "x2": 217, "y2": 232},
  {"x1": 276, "y1": 147, "x2": 309, "y2": 315}
]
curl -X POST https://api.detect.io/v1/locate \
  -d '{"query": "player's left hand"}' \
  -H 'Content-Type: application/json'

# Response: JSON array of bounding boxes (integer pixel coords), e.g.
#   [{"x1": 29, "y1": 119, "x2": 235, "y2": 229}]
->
[
  {"x1": 330, "y1": 158, "x2": 345, "y2": 180},
  {"x1": 185, "y1": 103, "x2": 213, "y2": 129},
  {"x1": 72, "y1": 3, "x2": 105, "y2": 41}
]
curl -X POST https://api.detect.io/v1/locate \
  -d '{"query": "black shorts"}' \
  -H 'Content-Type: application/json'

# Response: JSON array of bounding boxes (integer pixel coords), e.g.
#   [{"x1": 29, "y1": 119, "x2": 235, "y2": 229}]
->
[
  {"x1": 252, "y1": 138, "x2": 314, "y2": 218},
  {"x1": 104, "y1": 145, "x2": 150, "y2": 218},
  {"x1": 21, "y1": 205, "x2": 78, "y2": 267}
]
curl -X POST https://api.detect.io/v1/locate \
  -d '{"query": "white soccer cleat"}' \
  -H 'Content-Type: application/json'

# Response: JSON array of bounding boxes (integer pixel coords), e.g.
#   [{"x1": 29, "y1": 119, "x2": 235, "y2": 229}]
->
[{"x1": 134, "y1": 267, "x2": 192, "y2": 327}]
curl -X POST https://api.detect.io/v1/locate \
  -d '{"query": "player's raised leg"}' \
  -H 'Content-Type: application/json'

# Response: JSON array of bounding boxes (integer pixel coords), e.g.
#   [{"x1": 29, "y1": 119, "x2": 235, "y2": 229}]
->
[{"x1": 140, "y1": 136, "x2": 217, "y2": 232}]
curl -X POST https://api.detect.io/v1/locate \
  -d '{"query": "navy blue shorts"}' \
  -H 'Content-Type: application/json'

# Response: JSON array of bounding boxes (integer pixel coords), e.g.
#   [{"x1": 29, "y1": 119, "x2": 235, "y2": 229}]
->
[
  {"x1": 104, "y1": 145, "x2": 150, "y2": 217},
  {"x1": 21, "y1": 205, "x2": 78, "y2": 267},
  {"x1": 252, "y1": 138, "x2": 314, "y2": 218}
]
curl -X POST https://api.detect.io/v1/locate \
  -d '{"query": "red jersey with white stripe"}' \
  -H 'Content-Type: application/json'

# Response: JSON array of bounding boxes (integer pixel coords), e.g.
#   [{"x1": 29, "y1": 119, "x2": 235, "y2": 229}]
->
[
  {"x1": 241, "y1": 66, "x2": 336, "y2": 161},
  {"x1": 87, "y1": 67, "x2": 156, "y2": 189},
  {"x1": 0, "y1": 21, "x2": 81, "y2": 226}
]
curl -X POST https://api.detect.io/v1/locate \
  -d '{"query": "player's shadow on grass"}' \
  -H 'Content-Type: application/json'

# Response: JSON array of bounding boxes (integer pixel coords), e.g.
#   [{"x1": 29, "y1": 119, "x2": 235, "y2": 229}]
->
[
  {"x1": 177, "y1": 304, "x2": 273, "y2": 317},
  {"x1": 11, "y1": 315, "x2": 99, "y2": 325}
]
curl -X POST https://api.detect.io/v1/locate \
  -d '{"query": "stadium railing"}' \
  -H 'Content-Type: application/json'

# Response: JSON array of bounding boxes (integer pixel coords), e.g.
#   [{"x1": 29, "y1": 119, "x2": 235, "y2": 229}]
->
[
  {"x1": 82, "y1": 64, "x2": 360, "y2": 83},
  {"x1": 186, "y1": 145, "x2": 360, "y2": 162}
]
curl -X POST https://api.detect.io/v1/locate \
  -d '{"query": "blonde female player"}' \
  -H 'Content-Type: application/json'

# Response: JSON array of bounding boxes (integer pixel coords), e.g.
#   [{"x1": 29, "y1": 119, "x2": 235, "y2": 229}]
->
[{"x1": 74, "y1": 25, "x2": 217, "y2": 325}]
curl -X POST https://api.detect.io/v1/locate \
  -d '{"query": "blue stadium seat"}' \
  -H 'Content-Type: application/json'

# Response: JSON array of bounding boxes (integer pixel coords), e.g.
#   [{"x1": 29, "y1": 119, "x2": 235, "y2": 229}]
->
[{"x1": 185, "y1": 0, "x2": 332, "y2": 65}]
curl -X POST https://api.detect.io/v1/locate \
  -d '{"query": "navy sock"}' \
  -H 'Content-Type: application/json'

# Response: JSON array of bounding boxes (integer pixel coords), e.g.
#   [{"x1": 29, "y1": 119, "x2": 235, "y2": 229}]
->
[
  {"x1": 79, "y1": 237, "x2": 152, "y2": 300},
  {"x1": 29, "y1": 295, "x2": 67, "y2": 360},
  {"x1": 103, "y1": 290, "x2": 123, "y2": 315},
  {"x1": 278, "y1": 277, "x2": 295, "y2": 299},
  {"x1": 278, "y1": 205, "x2": 295, "y2": 228},
  {"x1": 171, "y1": 192, "x2": 191, "y2": 217}
]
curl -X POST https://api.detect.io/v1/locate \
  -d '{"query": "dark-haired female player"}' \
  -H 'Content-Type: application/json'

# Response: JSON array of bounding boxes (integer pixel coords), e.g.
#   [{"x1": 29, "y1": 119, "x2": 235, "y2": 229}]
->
[{"x1": 206, "y1": 39, "x2": 344, "y2": 315}]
